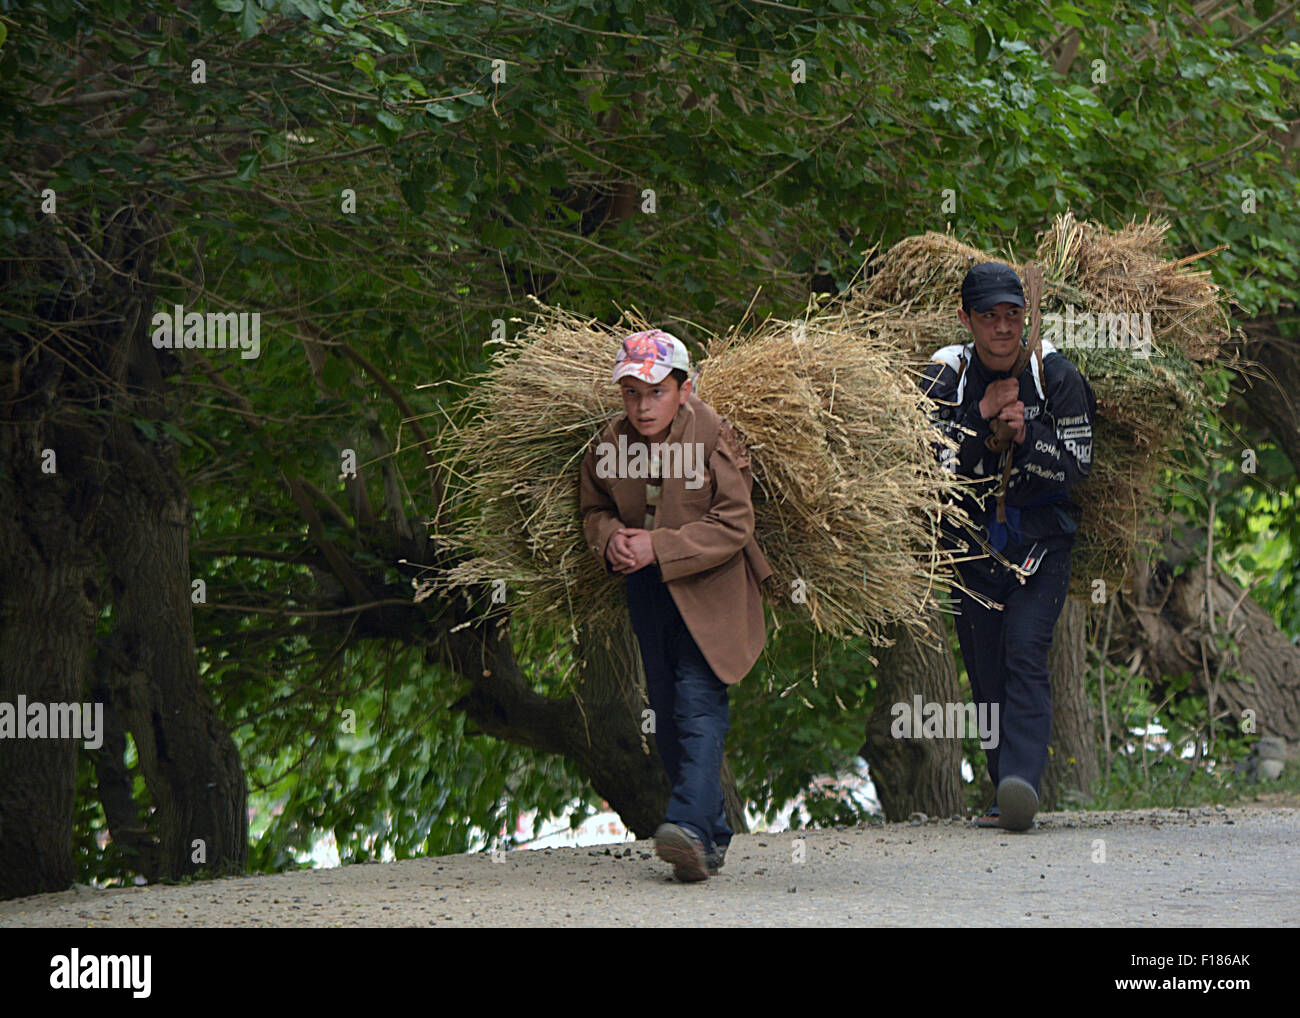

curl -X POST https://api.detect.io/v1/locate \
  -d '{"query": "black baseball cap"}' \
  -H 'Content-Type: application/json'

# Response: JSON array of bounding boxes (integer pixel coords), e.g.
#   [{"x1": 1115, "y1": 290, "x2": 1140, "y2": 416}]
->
[{"x1": 961, "y1": 261, "x2": 1025, "y2": 313}]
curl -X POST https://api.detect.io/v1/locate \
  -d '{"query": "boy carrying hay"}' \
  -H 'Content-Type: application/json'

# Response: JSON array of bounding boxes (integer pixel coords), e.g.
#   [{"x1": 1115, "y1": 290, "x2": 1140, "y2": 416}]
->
[
  {"x1": 579, "y1": 329, "x2": 772, "y2": 882},
  {"x1": 921, "y1": 262, "x2": 1096, "y2": 832}
]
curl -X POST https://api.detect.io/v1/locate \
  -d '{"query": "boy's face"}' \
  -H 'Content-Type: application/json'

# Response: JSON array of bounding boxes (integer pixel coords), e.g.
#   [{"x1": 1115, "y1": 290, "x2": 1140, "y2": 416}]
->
[
  {"x1": 958, "y1": 301, "x2": 1024, "y2": 372},
  {"x1": 619, "y1": 374, "x2": 691, "y2": 442}
]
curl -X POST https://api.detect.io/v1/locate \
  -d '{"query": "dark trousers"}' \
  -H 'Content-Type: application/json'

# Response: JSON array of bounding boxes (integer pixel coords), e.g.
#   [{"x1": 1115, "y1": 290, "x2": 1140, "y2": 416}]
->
[
  {"x1": 624, "y1": 565, "x2": 731, "y2": 852},
  {"x1": 953, "y1": 539, "x2": 1071, "y2": 795}
]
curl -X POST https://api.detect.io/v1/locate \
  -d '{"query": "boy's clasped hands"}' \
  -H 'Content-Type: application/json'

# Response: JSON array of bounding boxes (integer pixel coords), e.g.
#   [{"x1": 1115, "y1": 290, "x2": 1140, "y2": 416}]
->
[{"x1": 606, "y1": 528, "x2": 656, "y2": 573}]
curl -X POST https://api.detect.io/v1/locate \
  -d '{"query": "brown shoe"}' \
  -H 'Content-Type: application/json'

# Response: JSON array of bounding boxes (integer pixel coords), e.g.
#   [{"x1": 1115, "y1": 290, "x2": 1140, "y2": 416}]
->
[{"x1": 654, "y1": 823, "x2": 709, "y2": 882}]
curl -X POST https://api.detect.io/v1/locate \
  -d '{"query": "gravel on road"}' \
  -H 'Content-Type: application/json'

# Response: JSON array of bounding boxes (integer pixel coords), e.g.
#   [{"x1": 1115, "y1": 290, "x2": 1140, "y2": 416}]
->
[{"x1": 1, "y1": 806, "x2": 1295, "y2": 927}]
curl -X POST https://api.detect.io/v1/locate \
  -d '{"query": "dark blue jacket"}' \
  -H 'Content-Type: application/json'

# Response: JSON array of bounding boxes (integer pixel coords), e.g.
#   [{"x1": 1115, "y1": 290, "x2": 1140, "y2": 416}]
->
[{"x1": 919, "y1": 338, "x2": 1096, "y2": 549}]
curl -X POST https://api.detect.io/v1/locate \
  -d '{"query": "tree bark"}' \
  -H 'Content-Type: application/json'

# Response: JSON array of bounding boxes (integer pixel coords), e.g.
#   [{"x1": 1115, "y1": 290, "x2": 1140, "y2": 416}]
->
[
  {"x1": 0, "y1": 202, "x2": 249, "y2": 892},
  {"x1": 1230, "y1": 320, "x2": 1300, "y2": 475},
  {"x1": 83, "y1": 199, "x2": 249, "y2": 882},
  {"x1": 1042, "y1": 597, "x2": 1100, "y2": 810},
  {"x1": 89, "y1": 653, "x2": 161, "y2": 880},
  {"x1": 860, "y1": 608, "x2": 965, "y2": 820},
  {"x1": 0, "y1": 424, "x2": 101, "y2": 899},
  {"x1": 570, "y1": 612, "x2": 672, "y2": 835},
  {"x1": 0, "y1": 215, "x2": 117, "y2": 898},
  {"x1": 1128, "y1": 531, "x2": 1300, "y2": 742},
  {"x1": 95, "y1": 429, "x2": 248, "y2": 880}
]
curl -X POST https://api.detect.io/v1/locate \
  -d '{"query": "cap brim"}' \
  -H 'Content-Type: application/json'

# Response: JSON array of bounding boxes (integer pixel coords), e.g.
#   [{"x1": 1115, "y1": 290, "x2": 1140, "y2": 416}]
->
[
  {"x1": 969, "y1": 291, "x2": 1026, "y2": 312},
  {"x1": 612, "y1": 361, "x2": 672, "y2": 385}
]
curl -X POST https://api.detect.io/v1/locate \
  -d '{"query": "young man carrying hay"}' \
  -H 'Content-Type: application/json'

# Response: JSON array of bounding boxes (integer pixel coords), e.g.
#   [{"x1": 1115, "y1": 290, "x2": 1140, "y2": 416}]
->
[
  {"x1": 580, "y1": 330, "x2": 772, "y2": 882},
  {"x1": 921, "y1": 262, "x2": 1096, "y2": 831}
]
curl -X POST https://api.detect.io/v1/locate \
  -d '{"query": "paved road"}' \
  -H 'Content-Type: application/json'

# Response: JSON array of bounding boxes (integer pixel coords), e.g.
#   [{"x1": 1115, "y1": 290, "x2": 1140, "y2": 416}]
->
[{"x1": 1, "y1": 806, "x2": 1296, "y2": 927}]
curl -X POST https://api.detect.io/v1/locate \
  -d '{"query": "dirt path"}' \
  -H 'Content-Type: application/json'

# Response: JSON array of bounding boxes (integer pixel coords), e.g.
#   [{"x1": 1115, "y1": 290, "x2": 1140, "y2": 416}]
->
[{"x1": 2, "y1": 806, "x2": 1296, "y2": 927}]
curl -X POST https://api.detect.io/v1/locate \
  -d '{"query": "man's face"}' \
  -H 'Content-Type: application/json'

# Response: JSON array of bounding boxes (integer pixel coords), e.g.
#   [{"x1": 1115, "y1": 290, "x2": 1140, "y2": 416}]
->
[
  {"x1": 958, "y1": 301, "x2": 1024, "y2": 370},
  {"x1": 620, "y1": 374, "x2": 690, "y2": 442}
]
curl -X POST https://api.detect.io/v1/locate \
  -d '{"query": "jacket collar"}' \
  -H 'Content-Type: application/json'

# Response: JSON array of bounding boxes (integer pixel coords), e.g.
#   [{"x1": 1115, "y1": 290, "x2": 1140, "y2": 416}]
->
[
  {"x1": 967, "y1": 343, "x2": 1013, "y2": 382},
  {"x1": 963, "y1": 340, "x2": 1056, "y2": 402}
]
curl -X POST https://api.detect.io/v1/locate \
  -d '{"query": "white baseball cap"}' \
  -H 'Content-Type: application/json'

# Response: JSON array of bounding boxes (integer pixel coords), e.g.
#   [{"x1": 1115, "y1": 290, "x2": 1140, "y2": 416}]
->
[{"x1": 611, "y1": 329, "x2": 691, "y2": 385}]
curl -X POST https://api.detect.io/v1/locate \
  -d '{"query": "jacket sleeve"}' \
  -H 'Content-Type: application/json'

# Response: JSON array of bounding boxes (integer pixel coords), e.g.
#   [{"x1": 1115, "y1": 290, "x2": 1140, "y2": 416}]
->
[
  {"x1": 649, "y1": 422, "x2": 756, "y2": 582},
  {"x1": 1007, "y1": 356, "x2": 1094, "y2": 503},
  {"x1": 919, "y1": 360, "x2": 991, "y2": 476},
  {"x1": 580, "y1": 431, "x2": 628, "y2": 573}
]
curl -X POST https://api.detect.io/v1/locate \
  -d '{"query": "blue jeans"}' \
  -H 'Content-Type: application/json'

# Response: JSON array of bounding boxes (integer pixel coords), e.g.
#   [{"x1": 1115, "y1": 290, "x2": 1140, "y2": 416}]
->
[
  {"x1": 624, "y1": 565, "x2": 732, "y2": 853},
  {"x1": 952, "y1": 538, "x2": 1072, "y2": 795}
]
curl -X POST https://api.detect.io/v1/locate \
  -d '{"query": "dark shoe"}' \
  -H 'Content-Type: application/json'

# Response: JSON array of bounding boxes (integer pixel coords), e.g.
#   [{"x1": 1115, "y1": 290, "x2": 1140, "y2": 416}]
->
[
  {"x1": 654, "y1": 823, "x2": 709, "y2": 882},
  {"x1": 705, "y1": 843, "x2": 728, "y2": 874},
  {"x1": 997, "y1": 776, "x2": 1038, "y2": 831},
  {"x1": 973, "y1": 803, "x2": 1001, "y2": 828}
]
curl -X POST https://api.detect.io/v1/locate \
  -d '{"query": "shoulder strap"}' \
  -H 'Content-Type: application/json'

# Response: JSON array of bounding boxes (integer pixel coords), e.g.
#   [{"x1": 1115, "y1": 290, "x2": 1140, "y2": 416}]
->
[{"x1": 954, "y1": 343, "x2": 972, "y2": 404}]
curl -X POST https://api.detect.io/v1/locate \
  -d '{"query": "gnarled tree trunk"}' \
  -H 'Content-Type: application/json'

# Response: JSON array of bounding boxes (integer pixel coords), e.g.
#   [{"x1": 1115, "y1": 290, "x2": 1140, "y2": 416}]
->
[
  {"x1": 0, "y1": 422, "x2": 101, "y2": 899},
  {"x1": 1, "y1": 204, "x2": 249, "y2": 897},
  {"x1": 1128, "y1": 531, "x2": 1300, "y2": 742},
  {"x1": 1, "y1": 213, "x2": 121, "y2": 898},
  {"x1": 860, "y1": 608, "x2": 965, "y2": 821},
  {"x1": 95, "y1": 430, "x2": 248, "y2": 880},
  {"x1": 1042, "y1": 597, "x2": 1100, "y2": 810}
]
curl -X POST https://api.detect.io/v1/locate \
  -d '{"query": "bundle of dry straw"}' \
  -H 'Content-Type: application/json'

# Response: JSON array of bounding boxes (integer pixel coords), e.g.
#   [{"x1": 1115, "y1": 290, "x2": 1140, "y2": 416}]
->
[
  {"x1": 843, "y1": 212, "x2": 1235, "y2": 595},
  {"x1": 435, "y1": 300, "x2": 972, "y2": 642},
  {"x1": 435, "y1": 213, "x2": 1232, "y2": 637}
]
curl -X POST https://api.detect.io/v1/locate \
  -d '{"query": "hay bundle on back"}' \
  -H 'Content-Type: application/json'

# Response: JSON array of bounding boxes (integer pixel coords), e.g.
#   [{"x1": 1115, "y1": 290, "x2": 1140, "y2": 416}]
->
[
  {"x1": 435, "y1": 300, "x2": 971, "y2": 642},
  {"x1": 851, "y1": 232, "x2": 994, "y2": 311},
  {"x1": 695, "y1": 309, "x2": 972, "y2": 639},
  {"x1": 433, "y1": 304, "x2": 631, "y2": 636},
  {"x1": 1036, "y1": 213, "x2": 1228, "y2": 361},
  {"x1": 1031, "y1": 213, "x2": 1231, "y2": 592},
  {"x1": 841, "y1": 212, "x2": 1234, "y2": 596}
]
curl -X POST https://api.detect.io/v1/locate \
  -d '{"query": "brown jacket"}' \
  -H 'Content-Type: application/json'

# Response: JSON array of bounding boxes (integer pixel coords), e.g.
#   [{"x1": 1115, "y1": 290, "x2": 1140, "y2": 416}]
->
[{"x1": 580, "y1": 394, "x2": 773, "y2": 685}]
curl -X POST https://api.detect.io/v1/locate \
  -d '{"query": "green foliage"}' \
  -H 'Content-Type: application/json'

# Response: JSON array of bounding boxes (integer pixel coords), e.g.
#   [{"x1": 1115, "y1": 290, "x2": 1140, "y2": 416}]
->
[
  {"x1": 1156, "y1": 360, "x2": 1300, "y2": 641},
  {"x1": 731, "y1": 625, "x2": 876, "y2": 828},
  {"x1": 1082, "y1": 656, "x2": 1259, "y2": 809},
  {"x1": 243, "y1": 664, "x2": 593, "y2": 867}
]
